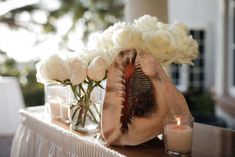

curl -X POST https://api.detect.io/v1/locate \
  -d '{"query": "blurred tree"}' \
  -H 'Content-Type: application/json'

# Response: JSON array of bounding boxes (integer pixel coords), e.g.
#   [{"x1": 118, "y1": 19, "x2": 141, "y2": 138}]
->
[
  {"x1": 0, "y1": 49, "x2": 20, "y2": 77},
  {"x1": 0, "y1": 49, "x2": 44, "y2": 106},
  {"x1": 21, "y1": 66, "x2": 44, "y2": 107},
  {"x1": 0, "y1": 0, "x2": 124, "y2": 47},
  {"x1": 0, "y1": 0, "x2": 124, "y2": 106}
]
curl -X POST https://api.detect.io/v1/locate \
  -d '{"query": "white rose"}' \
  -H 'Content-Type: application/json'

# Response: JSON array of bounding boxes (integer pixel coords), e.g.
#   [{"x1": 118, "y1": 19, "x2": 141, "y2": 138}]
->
[
  {"x1": 112, "y1": 26, "x2": 143, "y2": 51},
  {"x1": 170, "y1": 21, "x2": 189, "y2": 40},
  {"x1": 170, "y1": 21, "x2": 188, "y2": 34},
  {"x1": 66, "y1": 56, "x2": 87, "y2": 85},
  {"x1": 156, "y1": 22, "x2": 169, "y2": 30},
  {"x1": 174, "y1": 36, "x2": 199, "y2": 64},
  {"x1": 36, "y1": 61, "x2": 55, "y2": 84},
  {"x1": 82, "y1": 49, "x2": 113, "y2": 68},
  {"x1": 170, "y1": 22, "x2": 199, "y2": 64},
  {"x1": 38, "y1": 54, "x2": 69, "y2": 82},
  {"x1": 93, "y1": 35, "x2": 114, "y2": 52},
  {"x1": 104, "y1": 22, "x2": 127, "y2": 36},
  {"x1": 93, "y1": 22, "x2": 128, "y2": 52},
  {"x1": 81, "y1": 49, "x2": 100, "y2": 65},
  {"x1": 134, "y1": 15, "x2": 158, "y2": 32},
  {"x1": 144, "y1": 30, "x2": 176, "y2": 64},
  {"x1": 87, "y1": 56, "x2": 107, "y2": 81}
]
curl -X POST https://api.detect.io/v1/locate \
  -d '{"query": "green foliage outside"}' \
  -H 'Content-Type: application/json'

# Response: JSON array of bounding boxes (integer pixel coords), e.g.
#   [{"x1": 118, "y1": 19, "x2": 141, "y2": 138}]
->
[
  {"x1": 0, "y1": 0, "x2": 124, "y2": 45},
  {"x1": 0, "y1": 50, "x2": 44, "y2": 107},
  {"x1": 21, "y1": 69, "x2": 45, "y2": 107},
  {"x1": 184, "y1": 90, "x2": 214, "y2": 115}
]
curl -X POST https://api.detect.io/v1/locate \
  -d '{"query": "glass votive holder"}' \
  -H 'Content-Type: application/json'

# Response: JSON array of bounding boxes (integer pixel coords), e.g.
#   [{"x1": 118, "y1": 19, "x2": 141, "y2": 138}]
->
[
  {"x1": 47, "y1": 98, "x2": 61, "y2": 119},
  {"x1": 45, "y1": 83, "x2": 70, "y2": 121},
  {"x1": 164, "y1": 115, "x2": 194, "y2": 157},
  {"x1": 60, "y1": 102, "x2": 70, "y2": 123}
]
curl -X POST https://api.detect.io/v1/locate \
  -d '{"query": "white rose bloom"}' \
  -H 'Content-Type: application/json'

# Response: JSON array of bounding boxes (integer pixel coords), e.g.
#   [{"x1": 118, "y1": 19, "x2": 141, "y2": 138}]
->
[
  {"x1": 104, "y1": 22, "x2": 127, "y2": 35},
  {"x1": 87, "y1": 56, "x2": 107, "y2": 81},
  {"x1": 112, "y1": 26, "x2": 143, "y2": 51},
  {"x1": 170, "y1": 21, "x2": 188, "y2": 34},
  {"x1": 66, "y1": 56, "x2": 87, "y2": 85},
  {"x1": 93, "y1": 35, "x2": 113, "y2": 51},
  {"x1": 156, "y1": 22, "x2": 169, "y2": 31},
  {"x1": 170, "y1": 21, "x2": 189, "y2": 39},
  {"x1": 170, "y1": 22, "x2": 199, "y2": 64},
  {"x1": 93, "y1": 22, "x2": 128, "y2": 52},
  {"x1": 144, "y1": 30, "x2": 176, "y2": 64},
  {"x1": 102, "y1": 50, "x2": 116, "y2": 68},
  {"x1": 81, "y1": 49, "x2": 100, "y2": 65},
  {"x1": 42, "y1": 54, "x2": 69, "y2": 82},
  {"x1": 175, "y1": 37, "x2": 199, "y2": 64},
  {"x1": 134, "y1": 15, "x2": 158, "y2": 32},
  {"x1": 35, "y1": 61, "x2": 56, "y2": 84},
  {"x1": 83, "y1": 49, "x2": 113, "y2": 68}
]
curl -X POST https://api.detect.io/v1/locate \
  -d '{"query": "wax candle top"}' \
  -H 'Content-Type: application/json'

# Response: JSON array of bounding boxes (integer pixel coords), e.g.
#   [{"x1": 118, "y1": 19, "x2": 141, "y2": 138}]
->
[{"x1": 165, "y1": 123, "x2": 192, "y2": 131}]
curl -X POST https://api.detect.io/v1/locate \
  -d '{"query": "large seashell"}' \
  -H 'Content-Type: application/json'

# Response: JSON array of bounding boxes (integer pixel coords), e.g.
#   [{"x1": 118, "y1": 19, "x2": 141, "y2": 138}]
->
[{"x1": 101, "y1": 49, "x2": 190, "y2": 146}]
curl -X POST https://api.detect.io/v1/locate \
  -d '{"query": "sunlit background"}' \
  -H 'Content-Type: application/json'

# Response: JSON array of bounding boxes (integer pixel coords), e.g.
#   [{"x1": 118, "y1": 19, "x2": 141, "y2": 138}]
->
[{"x1": 0, "y1": 0, "x2": 235, "y2": 156}]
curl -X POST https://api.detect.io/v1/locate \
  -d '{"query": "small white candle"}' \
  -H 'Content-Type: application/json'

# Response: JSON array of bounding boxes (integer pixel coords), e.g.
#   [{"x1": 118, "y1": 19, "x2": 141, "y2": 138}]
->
[
  {"x1": 47, "y1": 100, "x2": 61, "y2": 119},
  {"x1": 60, "y1": 104, "x2": 69, "y2": 122},
  {"x1": 164, "y1": 117, "x2": 193, "y2": 153}
]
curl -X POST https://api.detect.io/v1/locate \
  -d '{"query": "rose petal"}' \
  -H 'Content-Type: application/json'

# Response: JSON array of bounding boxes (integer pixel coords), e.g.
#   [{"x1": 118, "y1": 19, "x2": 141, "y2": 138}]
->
[{"x1": 87, "y1": 56, "x2": 107, "y2": 81}]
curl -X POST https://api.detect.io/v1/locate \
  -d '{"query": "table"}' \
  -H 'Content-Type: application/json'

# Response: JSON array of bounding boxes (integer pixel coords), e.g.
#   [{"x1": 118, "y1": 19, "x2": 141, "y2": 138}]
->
[
  {"x1": 11, "y1": 107, "x2": 235, "y2": 157},
  {"x1": 0, "y1": 76, "x2": 24, "y2": 135}
]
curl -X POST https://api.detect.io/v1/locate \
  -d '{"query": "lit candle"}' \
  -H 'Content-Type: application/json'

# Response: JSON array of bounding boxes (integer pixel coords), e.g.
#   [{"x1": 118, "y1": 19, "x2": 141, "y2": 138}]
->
[{"x1": 164, "y1": 115, "x2": 193, "y2": 156}]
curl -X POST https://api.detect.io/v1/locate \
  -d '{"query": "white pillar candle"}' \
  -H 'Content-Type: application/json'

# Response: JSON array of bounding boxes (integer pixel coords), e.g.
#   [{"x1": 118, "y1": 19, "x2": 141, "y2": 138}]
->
[
  {"x1": 60, "y1": 104, "x2": 69, "y2": 122},
  {"x1": 164, "y1": 123, "x2": 193, "y2": 153},
  {"x1": 47, "y1": 100, "x2": 61, "y2": 119}
]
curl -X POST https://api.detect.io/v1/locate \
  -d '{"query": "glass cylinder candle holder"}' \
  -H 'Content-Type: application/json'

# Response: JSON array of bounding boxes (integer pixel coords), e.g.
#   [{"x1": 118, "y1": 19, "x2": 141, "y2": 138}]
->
[
  {"x1": 60, "y1": 103, "x2": 70, "y2": 123},
  {"x1": 164, "y1": 115, "x2": 194, "y2": 157},
  {"x1": 45, "y1": 83, "x2": 70, "y2": 121}
]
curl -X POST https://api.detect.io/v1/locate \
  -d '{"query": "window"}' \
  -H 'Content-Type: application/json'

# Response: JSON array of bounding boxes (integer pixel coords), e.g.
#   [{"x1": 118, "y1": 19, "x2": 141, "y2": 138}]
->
[
  {"x1": 228, "y1": 0, "x2": 235, "y2": 95},
  {"x1": 170, "y1": 29, "x2": 206, "y2": 92},
  {"x1": 189, "y1": 30, "x2": 205, "y2": 91},
  {"x1": 170, "y1": 64, "x2": 189, "y2": 92},
  {"x1": 171, "y1": 64, "x2": 180, "y2": 85}
]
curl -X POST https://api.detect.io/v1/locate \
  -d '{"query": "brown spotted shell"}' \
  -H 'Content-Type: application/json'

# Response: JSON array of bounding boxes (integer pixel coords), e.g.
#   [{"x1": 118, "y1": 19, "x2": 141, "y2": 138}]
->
[{"x1": 101, "y1": 49, "x2": 190, "y2": 146}]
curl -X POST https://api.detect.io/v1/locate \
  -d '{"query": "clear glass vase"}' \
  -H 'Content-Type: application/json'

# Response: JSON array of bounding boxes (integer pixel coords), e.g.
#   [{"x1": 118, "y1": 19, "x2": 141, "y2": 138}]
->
[
  {"x1": 69, "y1": 101, "x2": 101, "y2": 133},
  {"x1": 68, "y1": 82, "x2": 105, "y2": 134}
]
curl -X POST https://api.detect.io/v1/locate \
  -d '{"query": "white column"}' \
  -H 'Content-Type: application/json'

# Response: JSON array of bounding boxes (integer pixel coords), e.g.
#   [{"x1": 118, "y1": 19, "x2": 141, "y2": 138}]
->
[
  {"x1": 215, "y1": 0, "x2": 226, "y2": 96},
  {"x1": 124, "y1": 0, "x2": 168, "y2": 22}
]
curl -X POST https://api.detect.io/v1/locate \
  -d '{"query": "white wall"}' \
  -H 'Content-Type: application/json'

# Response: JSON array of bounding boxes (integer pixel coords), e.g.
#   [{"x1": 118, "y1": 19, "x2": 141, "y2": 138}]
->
[
  {"x1": 168, "y1": 0, "x2": 218, "y2": 25},
  {"x1": 169, "y1": 0, "x2": 235, "y2": 129},
  {"x1": 124, "y1": 0, "x2": 168, "y2": 22},
  {"x1": 168, "y1": 0, "x2": 220, "y2": 89}
]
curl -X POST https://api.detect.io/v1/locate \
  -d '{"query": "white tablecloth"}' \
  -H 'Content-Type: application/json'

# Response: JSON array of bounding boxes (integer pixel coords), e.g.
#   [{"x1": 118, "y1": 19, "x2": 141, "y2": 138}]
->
[
  {"x1": 10, "y1": 107, "x2": 125, "y2": 157},
  {"x1": 0, "y1": 76, "x2": 24, "y2": 135}
]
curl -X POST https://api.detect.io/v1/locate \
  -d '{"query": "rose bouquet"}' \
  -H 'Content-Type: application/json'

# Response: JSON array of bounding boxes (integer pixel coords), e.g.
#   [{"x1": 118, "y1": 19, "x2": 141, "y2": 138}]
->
[
  {"x1": 36, "y1": 15, "x2": 198, "y2": 133},
  {"x1": 36, "y1": 52, "x2": 108, "y2": 132},
  {"x1": 89, "y1": 15, "x2": 198, "y2": 66}
]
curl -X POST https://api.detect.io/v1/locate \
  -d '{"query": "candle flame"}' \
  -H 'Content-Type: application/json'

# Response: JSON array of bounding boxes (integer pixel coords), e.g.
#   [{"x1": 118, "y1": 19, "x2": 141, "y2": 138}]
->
[{"x1": 176, "y1": 117, "x2": 181, "y2": 127}]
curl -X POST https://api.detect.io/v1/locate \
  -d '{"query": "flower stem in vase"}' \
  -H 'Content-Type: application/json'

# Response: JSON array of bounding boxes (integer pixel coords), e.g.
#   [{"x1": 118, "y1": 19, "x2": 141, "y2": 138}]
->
[{"x1": 69, "y1": 80, "x2": 101, "y2": 134}]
